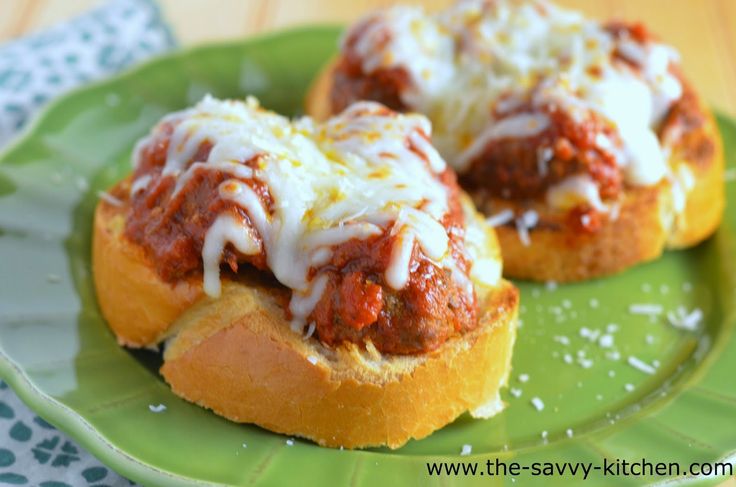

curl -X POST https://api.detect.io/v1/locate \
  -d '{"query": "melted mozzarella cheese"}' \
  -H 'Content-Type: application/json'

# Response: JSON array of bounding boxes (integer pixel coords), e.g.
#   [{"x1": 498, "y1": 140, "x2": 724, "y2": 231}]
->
[
  {"x1": 130, "y1": 174, "x2": 152, "y2": 196},
  {"x1": 464, "y1": 213, "x2": 502, "y2": 287},
  {"x1": 456, "y1": 112, "x2": 551, "y2": 172},
  {"x1": 346, "y1": 0, "x2": 684, "y2": 208},
  {"x1": 136, "y1": 96, "x2": 467, "y2": 330},
  {"x1": 351, "y1": 6, "x2": 455, "y2": 108},
  {"x1": 546, "y1": 175, "x2": 608, "y2": 211}
]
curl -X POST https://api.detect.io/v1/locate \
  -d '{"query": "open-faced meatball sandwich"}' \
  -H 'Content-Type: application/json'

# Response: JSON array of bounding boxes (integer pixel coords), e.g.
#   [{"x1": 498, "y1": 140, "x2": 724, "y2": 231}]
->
[
  {"x1": 93, "y1": 96, "x2": 518, "y2": 449},
  {"x1": 307, "y1": 0, "x2": 724, "y2": 282}
]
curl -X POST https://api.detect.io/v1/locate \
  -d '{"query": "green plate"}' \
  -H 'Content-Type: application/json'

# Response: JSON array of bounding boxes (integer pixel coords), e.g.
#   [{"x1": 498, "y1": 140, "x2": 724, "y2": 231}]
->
[{"x1": 0, "y1": 26, "x2": 734, "y2": 486}]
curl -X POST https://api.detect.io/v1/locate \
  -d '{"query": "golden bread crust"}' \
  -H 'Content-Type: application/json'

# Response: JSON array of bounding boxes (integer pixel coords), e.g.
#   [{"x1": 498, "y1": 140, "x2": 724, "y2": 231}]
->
[
  {"x1": 92, "y1": 189, "x2": 204, "y2": 347},
  {"x1": 666, "y1": 109, "x2": 725, "y2": 248},
  {"x1": 161, "y1": 279, "x2": 517, "y2": 449},
  {"x1": 489, "y1": 184, "x2": 671, "y2": 282}
]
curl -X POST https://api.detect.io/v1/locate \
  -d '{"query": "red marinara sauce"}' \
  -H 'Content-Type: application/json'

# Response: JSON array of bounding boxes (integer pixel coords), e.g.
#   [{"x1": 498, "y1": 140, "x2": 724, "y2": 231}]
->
[
  {"x1": 330, "y1": 19, "x2": 710, "y2": 237},
  {"x1": 124, "y1": 116, "x2": 479, "y2": 355},
  {"x1": 331, "y1": 17, "x2": 411, "y2": 114}
]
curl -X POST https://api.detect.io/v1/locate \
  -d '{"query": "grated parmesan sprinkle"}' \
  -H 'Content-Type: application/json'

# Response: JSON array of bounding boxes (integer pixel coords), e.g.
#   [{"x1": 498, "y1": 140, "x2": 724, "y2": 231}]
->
[
  {"x1": 461, "y1": 444, "x2": 472, "y2": 456},
  {"x1": 606, "y1": 350, "x2": 621, "y2": 361},
  {"x1": 485, "y1": 209, "x2": 514, "y2": 227},
  {"x1": 148, "y1": 404, "x2": 166, "y2": 413},
  {"x1": 513, "y1": 209, "x2": 539, "y2": 247},
  {"x1": 666, "y1": 306, "x2": 703, "y2": 331},
  {"x1": 520, "y1": 209, "x2": 539, "y2": 227},
  {"x1": 97, "y1": 190, "x2": 123, "y2": 207},
  {"x1": 579, "y1": 326, "x2": 600, "y2": 342},
  {"x1": 628, "y1": 303, "x2": 663, "y2": 316},
  {"x1": 303, "y1": 322, "x2": 316, "y2": 339},
  {"x1": 536, "y1": 147, "x2": 553, "y2": 176},
  {"x1": 531, "y1": 397, "x2": 545, "y2": 411},
  {"x1": 515, "y1": 220, "x2": 531, "y2": 247},
  {"x1": 598, "y1": 334, "x2": 614, "y2": 348},
  {"x1": 578, "y1": 357, "x2": 594, "y2": 369},
  {"x1": 627, "y1": 355, "x2": 656, "y2": 374}
]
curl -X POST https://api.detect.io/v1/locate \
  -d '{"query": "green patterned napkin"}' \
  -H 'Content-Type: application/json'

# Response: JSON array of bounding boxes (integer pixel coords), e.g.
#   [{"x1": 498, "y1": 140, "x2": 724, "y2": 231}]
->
[
  {"x1": 0, "y1": 0, "x2": 176, "y2": 146},
  {"x1": 0, "y1": 0, "x2": 176, "y2": 484},
  {"x1": 0, "y1": 380, "x2": 133, "y2": 486}
]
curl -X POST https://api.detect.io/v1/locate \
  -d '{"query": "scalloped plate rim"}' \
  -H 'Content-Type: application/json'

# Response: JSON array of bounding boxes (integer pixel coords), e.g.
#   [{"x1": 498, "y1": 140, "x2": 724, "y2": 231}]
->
[
  {"x1": 0, "y1": 24, "x2": 734, "y2": 487},
  {"x1": 0, "y1": 25, "x2": 342, "y2": 487}
]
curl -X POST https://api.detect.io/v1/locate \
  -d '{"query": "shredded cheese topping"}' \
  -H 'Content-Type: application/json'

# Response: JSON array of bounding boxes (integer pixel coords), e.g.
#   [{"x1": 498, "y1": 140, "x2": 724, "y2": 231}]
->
[
  {"x1": 133, "y1": 96, "x2": 480, "y2": 330},
  {"x1": 346, "y1": 0, "x2": 684, "y2": 209}
]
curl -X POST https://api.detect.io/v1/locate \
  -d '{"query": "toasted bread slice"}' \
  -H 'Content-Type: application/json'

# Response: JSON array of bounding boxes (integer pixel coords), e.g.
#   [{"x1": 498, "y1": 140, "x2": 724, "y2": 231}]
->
[
  {"x1": 93, "y1": 179, "x2": 518, "y2": 448},
  {"x1": 161, "y1": 277, "x2": 517, "y2": 449}
]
